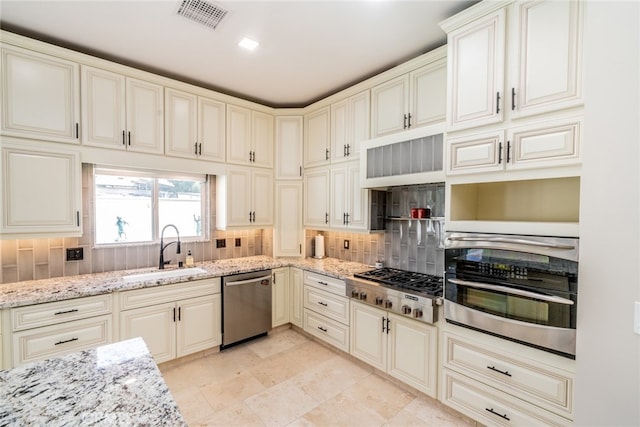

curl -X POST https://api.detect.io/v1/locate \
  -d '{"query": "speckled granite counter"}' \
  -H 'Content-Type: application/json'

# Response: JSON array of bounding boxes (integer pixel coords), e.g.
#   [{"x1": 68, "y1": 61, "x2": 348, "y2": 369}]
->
[
  {"x1": 0, "y1": 256, "x2": 373, "y2": 309},
  {"x1": 0, "y1": 337, "x2": 186, "y2": 426}
]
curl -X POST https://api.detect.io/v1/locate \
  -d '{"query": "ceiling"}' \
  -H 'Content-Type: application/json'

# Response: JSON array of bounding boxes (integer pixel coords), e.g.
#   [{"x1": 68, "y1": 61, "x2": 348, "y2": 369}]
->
[{"x1": 0, "y1": 0, "x2": 477, "y2": 108}]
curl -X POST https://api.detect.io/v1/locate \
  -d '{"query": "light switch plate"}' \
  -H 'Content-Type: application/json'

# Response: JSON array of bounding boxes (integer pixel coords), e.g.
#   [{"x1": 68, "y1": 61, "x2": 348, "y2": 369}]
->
[{"x1": 634, "y1": 301, "x2": 640, "y2": 335}]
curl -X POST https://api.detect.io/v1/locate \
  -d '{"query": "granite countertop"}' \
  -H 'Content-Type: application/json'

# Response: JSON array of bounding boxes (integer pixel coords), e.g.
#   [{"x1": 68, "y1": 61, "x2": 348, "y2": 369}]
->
[
  {"x1": 0, "y1": 337, "x2": 186, "y2": 426},
  {"x1": 0, "y1": 256, "x2": 373, "y2": 309}
]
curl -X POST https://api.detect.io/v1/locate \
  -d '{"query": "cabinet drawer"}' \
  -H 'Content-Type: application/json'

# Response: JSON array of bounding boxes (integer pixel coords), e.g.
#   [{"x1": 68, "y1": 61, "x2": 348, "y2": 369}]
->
[
  {"x1": 119, "y1": 278, "x2": 220, "y2": 310},
  {"x1": 12, "y1": 314, "x2": 112, "y2": 366},
  {"x1": 303, "y1": 271, "x2": 346, "y2": 296},
  {"x1": 442, "y1": 369, "x2": 571, "y2": 427},
  {"x1": 443, "y1": 332, "x2": 573, "y2": 417},
  {"x1": 303, "y1": 285, "x2": 349, "y2": 325},
  {"x1": 303, "y1": 309, "x2": 349, "y2": 352},
  {"x1": 12, "y1": 294, "x2": 112, "y2": 331}
]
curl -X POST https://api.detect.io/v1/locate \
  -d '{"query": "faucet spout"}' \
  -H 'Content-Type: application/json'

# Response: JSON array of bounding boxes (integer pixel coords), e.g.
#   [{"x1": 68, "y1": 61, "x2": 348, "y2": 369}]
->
[{"x1": 159, "y1": 224, "x2": 181, "y2": 269}]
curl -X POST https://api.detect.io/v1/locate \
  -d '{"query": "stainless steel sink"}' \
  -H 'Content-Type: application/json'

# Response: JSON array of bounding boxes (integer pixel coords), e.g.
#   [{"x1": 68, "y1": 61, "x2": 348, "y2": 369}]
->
[{"x1": 122, "y1": 267, "x2": 207, "y2": 283}]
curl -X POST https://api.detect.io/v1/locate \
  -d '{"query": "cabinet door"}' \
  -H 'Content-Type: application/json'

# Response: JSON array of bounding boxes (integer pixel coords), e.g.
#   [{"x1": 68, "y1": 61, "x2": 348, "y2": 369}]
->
[
  {"x1": 165, "y1": 88, "x2": 197, "y2": 159},
  {"x1": 226, "y1": 104, "x2": 252, "y2": 165},
  {"x1": 330, "y1": 98, "x2": 349, "y2": 163},
  {"x1": 120, "y1": 302, "x2": 176, "y2": 364},
  {"x1": 81, "y1": 66, "x2": 126, "y2": 149},
  {"x1": 275, "y1": 116, "x2": 303, "y2": 180},
  {"x1": 329, "y1": 166, "x2": 348, "y2": 228},
  {"x1": 346, "y1": 163, "x2": 368, "y2": 230},
  {"x1": 304, "y1": 107, "x2": 330, "y2": 168},
  {"x1": 1, "y1": 46, "x2": 80, "y2": 144},
  {"x1": 387, "y1": 313, "x2": 438, "y2": 397},
  {"x1": 510, "y1": 0, "x2": 583, "y2": 118},
  {"x1": 348, "y1": 90, "x2": 370, "y2": 161},
  {"x1": 371, "y1": 74, "x2": 409, "y2": 137},
  {"x1": 225, "y1": 168, "x2": 252, "y2": 227},
  {"x1": 252, "y1": 169, "x2": 274, "y2": 226},
  {"x1": 198, "y1": 96, "x2": 226, "y2": 162},
  {"x1": 274, "y1": 182, "x2": 303, "y2": 257},
  {"x1": 447, "y1": 9, "x2": 505, "y2": 131},
  {"x1": 349, "y1": 302, "x2": 386, "y2": 371},
  {"x1": 252, "y1": 111, "x2": 274, "y2": 168},
  {"x1": 177, "y1": 294, "x2": 220, "y2": 357},
  {"x1": 272, "y1": 268, "x2": 290, "y2": 328},
  {"x1": 289, "y1": 268, "x2": 304, "y2": 328},
  {"x1": 410, "y1": 59, "x2": 447, "y2": 128},
  {"x1": 446, "y1": 130, "x2": 506, "y2": 175},
  {"x1": 125, "y1": 77, "x2": 164, "y2": 154},
  {"x1": 1, "y1": 142, "x2": 81, "y2": 237},
  {"x1": 304, "y1": 168, "x2": 330, "y2": 228}
]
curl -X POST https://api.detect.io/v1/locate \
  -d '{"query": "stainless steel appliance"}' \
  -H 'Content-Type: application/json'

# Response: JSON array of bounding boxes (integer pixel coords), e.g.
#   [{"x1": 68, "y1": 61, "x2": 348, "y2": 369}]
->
[
  {"x1": 346, "y1": 268, "x2": 443, "y2": 324},
  {"x1": 444, "y1": 232, "x2": 579, "y2": 358},
  {"x1": 221, "y1": 269, "x2": 272, "y2": 349}
]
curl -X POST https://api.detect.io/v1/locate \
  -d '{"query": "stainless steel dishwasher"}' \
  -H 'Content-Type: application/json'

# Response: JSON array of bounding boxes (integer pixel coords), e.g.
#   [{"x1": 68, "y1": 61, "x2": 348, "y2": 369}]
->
[{"x1": 221, "y1": 269, "x2": 272, "y2": 349}]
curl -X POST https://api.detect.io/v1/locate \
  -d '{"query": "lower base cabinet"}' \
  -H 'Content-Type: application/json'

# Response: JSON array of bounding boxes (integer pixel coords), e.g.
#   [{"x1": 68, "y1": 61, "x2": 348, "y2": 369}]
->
[
  {"x1": 289, "y1": 268, "x2": 303, "y2": 328},
  {"x1": 272, "y1": 267, "x2": 290, "y2": 328},
  {"x1": 119, "y1": 279, "x2": 221, "y2": 364},
  {"x1": 350, "y1": 301, "x2": 438, "y2": 397}
]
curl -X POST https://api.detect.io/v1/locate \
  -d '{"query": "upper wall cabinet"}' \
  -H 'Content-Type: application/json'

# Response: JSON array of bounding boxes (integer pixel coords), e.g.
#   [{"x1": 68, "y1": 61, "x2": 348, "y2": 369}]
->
[
  {"x1": 303, "y1": 107, "x2": 331, "y2": 168},
  {"x1": 371, "y1": 55, "x2": 447, "y2": 138},
  {"x1": 331, "y1": 90, "x2": 370, "y2": 164},
  {"x1": 81, "y1": 66, "x2": 164, "y2": 154},
  {"x1": 165, "y1": 88, "x2": 226, "y2": 162},
  {"x1": 275, "y1": 116, "x2": 303, "y2": 180},
  {"x1": 226, "y1": 105, "x2": 274, "y2": 168},
  {"x1": 1, "y1": 45, "x2": 80, "y2": 144},
  {"x1": 442, "y1": 0, "x2": 583, "y2": 132}
]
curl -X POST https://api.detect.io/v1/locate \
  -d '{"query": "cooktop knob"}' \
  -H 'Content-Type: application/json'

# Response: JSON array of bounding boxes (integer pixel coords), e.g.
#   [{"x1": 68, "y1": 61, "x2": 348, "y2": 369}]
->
[
  {"x1": 351, "y1": 289, "x2": 359, "y2": 298},
  {"x1": 402, "y1": 305, "x2": 412, "y2": 315},
  {"x1": 383, "y1": 300, "x2": 393, "y2": 309},
  {"x1": 359, "y1": 292, "x2": 367, "y2": 300},
  {"x1": 413, "y1": 308, "x2": 423, "y2": 318},
  {"x1": 375, "y1": 296, "x2": 383, "y2": 305}
]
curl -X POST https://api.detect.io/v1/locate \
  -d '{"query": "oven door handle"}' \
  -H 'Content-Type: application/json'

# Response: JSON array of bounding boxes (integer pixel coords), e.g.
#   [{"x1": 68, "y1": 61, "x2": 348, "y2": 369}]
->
[
  {"x1": 447, "y1": 236, "x2": 575, "y2": 250},
  {"x1": 448, "y1": 278, "x2": 575, "y2": 305}
]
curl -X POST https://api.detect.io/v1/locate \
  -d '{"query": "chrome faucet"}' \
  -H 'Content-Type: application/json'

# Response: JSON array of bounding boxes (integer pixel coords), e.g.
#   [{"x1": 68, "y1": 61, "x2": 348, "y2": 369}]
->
[{"x1": 159, "y1": 224, "x2": 181, "y2": 269}]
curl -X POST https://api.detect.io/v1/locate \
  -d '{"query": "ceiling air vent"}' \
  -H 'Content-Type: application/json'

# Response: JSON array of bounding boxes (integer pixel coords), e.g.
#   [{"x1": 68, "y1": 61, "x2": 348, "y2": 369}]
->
[{"x1": 177, "y1": 0, "x2": 228, "y2": 30}]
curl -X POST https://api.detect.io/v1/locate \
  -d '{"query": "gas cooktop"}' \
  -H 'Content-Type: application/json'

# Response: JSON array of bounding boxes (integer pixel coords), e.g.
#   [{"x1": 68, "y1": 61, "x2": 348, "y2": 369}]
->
[{"x1": 353, "y1": 267, "x2": 443, "y2": 297}]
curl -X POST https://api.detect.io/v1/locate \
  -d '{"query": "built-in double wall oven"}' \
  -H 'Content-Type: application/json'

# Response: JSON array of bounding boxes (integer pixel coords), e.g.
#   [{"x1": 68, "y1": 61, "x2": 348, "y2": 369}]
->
[{"x1": 444, "y1": 232, "x2": 579, "y2": 358}]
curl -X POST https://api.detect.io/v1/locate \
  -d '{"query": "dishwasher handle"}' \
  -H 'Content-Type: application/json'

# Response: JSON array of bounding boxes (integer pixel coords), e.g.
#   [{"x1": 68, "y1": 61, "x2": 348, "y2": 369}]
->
[{"x1": 224, "y1": 274, "x2": 272, "y2": 287}]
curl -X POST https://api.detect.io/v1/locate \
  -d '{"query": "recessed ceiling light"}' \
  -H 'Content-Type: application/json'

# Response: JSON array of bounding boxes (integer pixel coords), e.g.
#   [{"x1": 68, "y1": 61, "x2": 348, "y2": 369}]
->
[{"x1": 238, "y1": 37, "x2": 259, "y2": 51}]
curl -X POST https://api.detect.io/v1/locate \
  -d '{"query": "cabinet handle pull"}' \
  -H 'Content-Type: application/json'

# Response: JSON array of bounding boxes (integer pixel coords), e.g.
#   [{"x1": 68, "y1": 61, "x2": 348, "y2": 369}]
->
[
  {"x1": 403, "y1": 114, "x2": 408, "y2": 129},
  {"x1": 76, "y1": 211, "x2": 80, "y2": 227},
  {"x1": 386, "y1": 318, "x2": 390, "y2": 334},
  {"x1": 75, "y1": 123, "x2": 79, "y2": 139},
  {"x1": 299, "y1": 166, "x2": 302, "y2": 177},
  {"x1": 496, "y1": 92, "x2": 501, "y2": 114},
  {"x1": 407, "y1": 113, "x2": 412, "y2": 129},
  {"x1": 55, "y1": 337, "x2": 79, "y2": 346},
  {"x1": 199, "y1": 143, "x2": 202, "y2": 155},
  {"x1": 485, "y1": 408, "x2": 510, "y2": 421},
  {"x1": 511, "y1": 87, "x2": 516, "y2": 111},
  {"x1": 122, "y1": 130, "x2": 126, "y2": 145},
  {"x1": 178, "y1": 306, "x2": 181, "y2": 321},
  {"x1": 194, "y1": 142, "x2": 198, "y2": 155},
  {"x1": 325, "y1": 212, "x2": 329, "y2": 224},
  {"x1": 346, "y1": 144, "x2": 350, "y2": 156},
  {"x1": 54, "y1": 308, "x2": 79, "y2": 315},
  {"x1": 381, "y1": 316, "x2": 386, "y2": 333},
  {"x1": 343, "y1": 213, "x2": 346, "y2": 225},
  {"x1": 506, "y1": 141, "x2": 511, "y2": 163},
  {"x1": 343, "y1": 144, "x2": 347, "y2": 157},
  {"x1": 345, "y1": 213, "x2": 350, "y2": 225},
  {"x1": 317, "y1": 326, "x2": 328, "y2": 333},
  {"x1": 317, "y1": 301, "x2": 328, "y2": 307},
  {"x1": 318, "y1": 281, "x2": 328, "y2": 286},
  {"x1": 252, "y1": 151, "x2": 256, "y2": 162},
  {"x1": 249, "y1": 212, "x2": 253, "y2": 223},
  {"x1": 300, "y1": 244, "x2": 302, "y2": 255},
  {"x1": 487, "y1": 365, "x2": 512, "y2": 377},
  {"x1": 173, "y1": 307, "x2": 176, "y2": 322},
  {"x1": 128, "y1": 131, "x2": 131, "y2": 146},
  {"x1": 498, "y1": 142, "x2": 503, "y2": 164},
  {"x1": 325, "y1": 149, "x2": 329, "y2": 161}
]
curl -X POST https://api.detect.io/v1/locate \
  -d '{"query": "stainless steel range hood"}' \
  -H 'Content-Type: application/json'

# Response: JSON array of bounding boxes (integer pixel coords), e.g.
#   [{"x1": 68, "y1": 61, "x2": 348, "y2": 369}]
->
[{"x1": 360, "y1": 122, "x2": 445, "y2": 189}]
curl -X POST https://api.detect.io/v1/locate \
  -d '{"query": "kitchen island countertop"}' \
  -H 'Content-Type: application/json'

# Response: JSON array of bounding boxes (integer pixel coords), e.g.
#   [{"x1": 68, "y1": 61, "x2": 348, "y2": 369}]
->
[
  {"x1": 0, "y1": 337, "x2": 186, "y2": 426},
  {"x1": 0, "y1": 256, "x2": 372, "y2": 309}
]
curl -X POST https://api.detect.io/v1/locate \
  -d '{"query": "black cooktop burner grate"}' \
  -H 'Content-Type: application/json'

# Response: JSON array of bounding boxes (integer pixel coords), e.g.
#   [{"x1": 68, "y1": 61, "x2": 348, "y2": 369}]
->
[{"x1": 354, "y1": 267, "x2": 443, "y2": 296}]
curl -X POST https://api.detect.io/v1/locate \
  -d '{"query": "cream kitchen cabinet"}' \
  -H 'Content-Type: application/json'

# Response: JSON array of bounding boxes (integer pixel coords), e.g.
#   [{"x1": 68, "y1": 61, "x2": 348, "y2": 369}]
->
[
  {"x1": 1, "y1": 140, "x2": 81, "y2": 238},
  {"x1": 441, "y1": 0, "x2": 583, "y2": 132},
  {"x1": 81, "y1": 65, "x2": 164, "y2": 154},
  {"x1": 165, "y1": 88, "x2": 226, "y2": 162},
  {"x1": 370, "y1": 54, "x2": 447, "y2": 138},
  {"x1": 446, "y1": 115, "x2": 582, "y2": 175},
  {"x1": 119, "y1": 278, "x2": 221, "y2": 364},
  {"x1": 1, "y1": 45, "x2": 80, "y2": 144},
  {"x1": 331, "y1": 90, "x2": 370, "y2": 163},
  {"x1": 303, "y1": 167, "x2": 330, "y2": 229},
  {"x1": 275, "y1": 116, "x2": 303, "y2": 180},
  {"x1": 10, "y1": 294, "x2": 113, "y2": 367},
  {"x1": 303, "y1": 107, "x2": 331, "y2": 168},
  {"x1": 330, "y1": 162, "x2": 368, "y2": 231},
  {"x1": 350, "y1": 301, "x2": 438, "y2": 397},
  {"x1": 289, "y1": 268, "x2": 304, "y2": 328},
  {"x1": 216, "y1": 167, "x2": 273, "y2": 229},
  {"x1": 274, "y1": 182, "x2": 303, "y2": 257},
  {"x1": 272, "y1": 267, "x2": 290, "y2": 328},
  {"x1": 226, "y1": 105, "x2": 274, "y2": 168}
]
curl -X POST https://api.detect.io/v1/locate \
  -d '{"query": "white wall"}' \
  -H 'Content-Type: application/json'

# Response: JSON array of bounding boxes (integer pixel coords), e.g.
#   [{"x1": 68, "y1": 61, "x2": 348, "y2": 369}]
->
[{"x1": 576, "y1": 1, "x2": 640, "y2": 425}]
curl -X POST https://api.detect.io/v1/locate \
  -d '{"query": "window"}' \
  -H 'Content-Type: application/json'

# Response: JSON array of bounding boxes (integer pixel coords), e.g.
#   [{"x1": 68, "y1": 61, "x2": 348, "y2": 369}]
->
[{"x1": 94, "y1": 167, "x2": 207, "y2": 245}]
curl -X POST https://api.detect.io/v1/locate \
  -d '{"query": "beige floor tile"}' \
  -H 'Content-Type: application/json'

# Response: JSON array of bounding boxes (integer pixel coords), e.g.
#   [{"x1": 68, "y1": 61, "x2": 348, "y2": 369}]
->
[
  {"x1": 170, "y1": 386, "x2": 215, "y2": 425},
  {"x1": 200, "y1": 371, "x2": 267, "y2": 413},
  {"x1": 197, "y1": 402, "x2": 266, "y2": 427},
  {"x1": 249, "y1": 350, "x2": 302, "y2": 388},
  {"x1": 216, "y1": 342, "x2": 264, "y2": 371},
  {"x1": 300, "y1": 393, "x2": 386, "y2": 427},
  {"x1": 245, "y1": 380, "x2": 319, "y2": 427},
  {"x1": 247, "y1": 331, "x2": 302, "y2": 359},
  {"x1": 404, "y1": 396, "x2": 475, "y2": 427},
  {"x1": 283, "y1": 340, "x2": 339, "y2": 370},
  {"x1": 384, "y1": 408, "x2": 434, "y2": 426},
  {"x1": 340, "y1": 373, "x2": 416, "y2": 421}
]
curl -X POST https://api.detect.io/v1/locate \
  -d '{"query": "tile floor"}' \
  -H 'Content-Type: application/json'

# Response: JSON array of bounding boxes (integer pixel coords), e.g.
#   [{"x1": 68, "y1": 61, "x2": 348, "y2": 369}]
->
[{"x1": 159, "y1": 328, "x2": 477, "y2": 427}]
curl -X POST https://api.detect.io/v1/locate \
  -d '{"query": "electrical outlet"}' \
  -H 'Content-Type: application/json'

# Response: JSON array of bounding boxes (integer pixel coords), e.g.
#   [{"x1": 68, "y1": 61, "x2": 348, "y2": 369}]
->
[
  {"x1": 343, "y1": 239, "x2": 350, "y2": 250},
  {"x1": 216, "y1": 239, "x2": 226, "y2": 248},
  {"x1": 66, "y1": 247, "x2": 83, "y2": 261},
  {"x1": 235, "y1": 238, "x2": 241, "y2": 247}
]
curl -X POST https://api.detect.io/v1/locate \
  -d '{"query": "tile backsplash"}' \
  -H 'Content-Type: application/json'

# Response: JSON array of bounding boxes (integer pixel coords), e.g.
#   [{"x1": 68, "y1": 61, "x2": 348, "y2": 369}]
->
[{"x1": 0, "y1": 165, "x2": 270, "y2": 284}]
